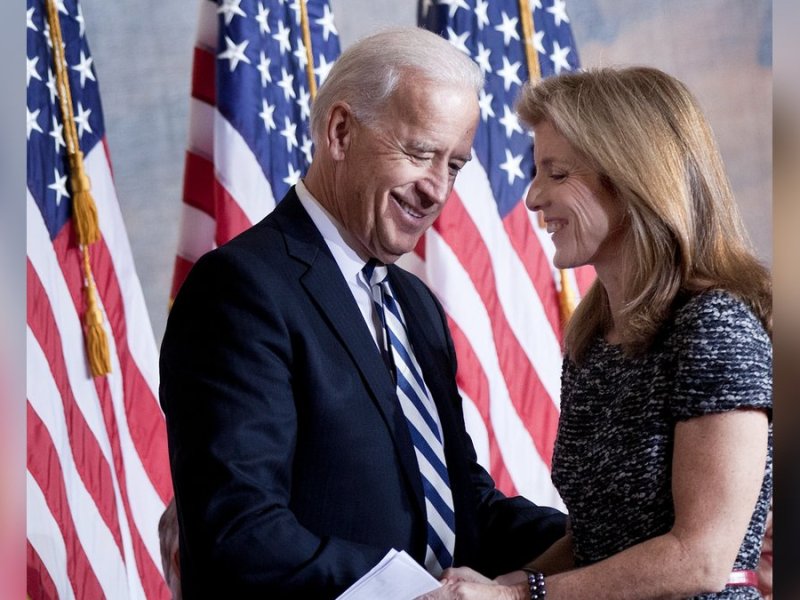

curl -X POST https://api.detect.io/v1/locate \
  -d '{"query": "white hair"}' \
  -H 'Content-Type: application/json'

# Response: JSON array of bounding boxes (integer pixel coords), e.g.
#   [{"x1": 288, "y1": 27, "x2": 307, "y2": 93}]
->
[{"x1": 310, "y1": 27, "x2": 484, "y2": 144}]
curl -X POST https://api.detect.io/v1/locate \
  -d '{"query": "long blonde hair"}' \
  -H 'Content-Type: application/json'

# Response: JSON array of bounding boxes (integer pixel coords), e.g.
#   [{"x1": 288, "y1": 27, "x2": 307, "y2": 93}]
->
[{"x1": 516, "y1": 66, "x2": 771, "y2": 361}]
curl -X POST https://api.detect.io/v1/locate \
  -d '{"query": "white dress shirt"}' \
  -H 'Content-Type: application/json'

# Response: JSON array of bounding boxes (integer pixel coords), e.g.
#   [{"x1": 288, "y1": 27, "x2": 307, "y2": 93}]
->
[{"x1": 295, "y1": 180, "x2": 383, "y2": 349}]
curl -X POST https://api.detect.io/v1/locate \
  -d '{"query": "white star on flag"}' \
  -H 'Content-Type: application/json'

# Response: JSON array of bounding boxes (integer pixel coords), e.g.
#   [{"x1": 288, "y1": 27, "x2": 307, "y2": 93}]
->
[
  {"x1": 48, "y1": 167, "x2": 69, "y2": 205},
  {"x1": 293, "y1": 38, "x2": 308, "y2": 69},
  {"x1": 474, "y1": 42, "x2": 492, "y2": 74},
  {"x1": 272, "y1": 21, "x2": 291, "y2": 53},
  {"x1": 27, "y1": 55, "x2": 42, "y2": 86},
  {"x1": 288, "y1": 0, "x2": 302, "y2": 25},
  {"x1": 546, "y1": 0, "x2": 570, "y2": 27},
  {"x1": 283, "y1": 163, "x2": 301, "y2": 187},
  {"x1": 280, "y1": 116, "x2": 298, "y2": 152},
  {"x1": 49, "y1": 115, "x2": 66, "y2": 152},
  {"x1": 301, "y1": 135, "x2": 313, "y2": 164},
  {"x1": 255, "y1": 2, "x2": 270, "y2": 34},
  {"x1": 277, "y1": 67, "x2": 296, "y2": 101},
  {"x1": 549, "y1": 40, "x2": 572, "y2": 74},
  {"x1": 439, "y1": 0, "x2": 470, "y2": 18},
  {"x1": 297, "y1": 87, "x2": 311, "y2": 120},
  {"x1": 447, "y1": 27, "x2": 471, "y2": 55},
  {"x1": 499, "y1": 148, "x2": 524, "y2": 184},
  {"x1": 76, "y1": 3, "x2": 86, "y2": 36},
  {"x1": 45, "y1": 69, "x2": 58, "y2": 103},
  {"x1": 533, "y1": 29, "x2": 545, "y2": 54},
  {"x1": 316, "y1": 4, "x2": 338, "y2": 41},
  {"x1": 474, "y1": 0, "x2": 489, "y2": 30},
  {"x1": 27, "y1": 107, "x2": 43, "y2": 139},
  {"x1": 72, "y1": 50, "x2": 96, "y2": 88},
  {"x1": 27, "y1": 7, "x2": 37, "y2": 31},
  {"x1": 499, "y1": 105, "x2": 523, "y2": 138},
  {"x1": 257, "y1": 52, "x2": 272, "y2": 85},
  {"x1": 497, "y1": 55, "x2": 522, "y2": 91},
  {"x1": 315, "y1": 54, "x2": 335, "y2": 85},
  {"x1": 74, "y1": 101, "x2": 93, "y2": 138},
  {"x1": 478, "y1": 89, "x2": 495, "y2": 121},
  {"x1": 494, "y1": 12, "x2": 520, "y2": 46},
  {"x1": 219, "y1": 36, "x2": 251, "y2": 72},
  {"x1": 259, "y1": 99, "x2": 276, "y2": 131},
  {"x1": 218, "y1": 0, "x2": 246, "y2": 26}
]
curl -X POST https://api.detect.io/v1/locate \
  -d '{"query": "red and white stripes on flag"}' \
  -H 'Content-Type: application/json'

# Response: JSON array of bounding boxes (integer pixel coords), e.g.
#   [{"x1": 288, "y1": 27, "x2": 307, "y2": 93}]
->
[
  {"x1": 26, "y1": 0, "x2": 172, "y2": 597},
  {"x1": 171, "y1": 0, "x2": 341, "y2": 300},
  {"x1": 412, "y1": 0, "x2": 594, "y2": 508},
  {"x1": 400, "y1": 160, "x2": 594, "y2": 509}
]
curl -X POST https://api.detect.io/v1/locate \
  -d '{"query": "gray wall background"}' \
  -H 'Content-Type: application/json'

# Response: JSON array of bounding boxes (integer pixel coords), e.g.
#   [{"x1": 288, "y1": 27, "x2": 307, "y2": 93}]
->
[{"x1": 81, "y1": 0, "x2": 772, "y2": 344}]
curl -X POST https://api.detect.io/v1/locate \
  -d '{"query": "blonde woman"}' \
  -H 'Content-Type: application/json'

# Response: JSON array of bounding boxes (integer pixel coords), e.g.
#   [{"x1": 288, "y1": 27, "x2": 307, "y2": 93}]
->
[{"x1": 422, "y1": 67, "x2": 772, "y2": 600}]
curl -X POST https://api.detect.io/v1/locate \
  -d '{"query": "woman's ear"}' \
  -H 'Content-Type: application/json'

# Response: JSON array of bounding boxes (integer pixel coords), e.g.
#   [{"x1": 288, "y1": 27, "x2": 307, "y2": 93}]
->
[{"x1": 327, "y1": 102, "x2": 354, "y2": 161}]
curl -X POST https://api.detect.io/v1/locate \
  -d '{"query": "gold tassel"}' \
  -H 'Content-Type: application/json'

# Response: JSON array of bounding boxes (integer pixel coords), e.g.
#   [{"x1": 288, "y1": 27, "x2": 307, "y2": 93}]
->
[
  {"x1": 82, "y1": 249, "x2": 112, "y2": 376},
  {"x1": 67, "y1": 150, "x2": 101, "y2": 245},
  {"x1": 46, "y1": 0, "x2": 111, "y2": 376}
]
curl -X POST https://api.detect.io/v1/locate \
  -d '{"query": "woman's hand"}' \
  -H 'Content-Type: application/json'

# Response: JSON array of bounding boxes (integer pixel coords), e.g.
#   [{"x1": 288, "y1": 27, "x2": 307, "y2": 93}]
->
[
  {"x1": 414, "y1": 567, "x2": 527, "y2": 600},
  {"x1": 440, "y1": 566, "x2": 493, "y2": 585},
  {"x1": 415, "y1": 579, "x2": 525, "y2": 600}
]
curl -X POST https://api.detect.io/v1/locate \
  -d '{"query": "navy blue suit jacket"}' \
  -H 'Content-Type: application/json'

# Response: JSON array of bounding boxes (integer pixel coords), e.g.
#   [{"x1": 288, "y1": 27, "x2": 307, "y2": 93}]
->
[{"x1": 160, "y1": 189, "x2": 566, "y2": 598}]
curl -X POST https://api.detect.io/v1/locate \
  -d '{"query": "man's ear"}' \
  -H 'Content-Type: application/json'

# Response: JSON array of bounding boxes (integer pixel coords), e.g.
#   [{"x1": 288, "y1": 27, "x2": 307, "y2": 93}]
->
[{"x1": 327, "y1": 102, "x2": 354, "y2": 161}]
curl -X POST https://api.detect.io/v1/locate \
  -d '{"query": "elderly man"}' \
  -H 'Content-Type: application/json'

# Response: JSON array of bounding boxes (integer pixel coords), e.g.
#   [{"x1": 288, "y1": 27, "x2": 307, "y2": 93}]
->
[{"x1": 160, "y1": 27, "x2": 565, "y2": 599}]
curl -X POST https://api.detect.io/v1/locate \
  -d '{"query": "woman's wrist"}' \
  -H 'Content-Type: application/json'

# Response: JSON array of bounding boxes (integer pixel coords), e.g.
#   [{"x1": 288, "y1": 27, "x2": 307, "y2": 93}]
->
[
  {"x1": 522, "y1": 569, "x2": 547, "y2": 599},
  {"x1": 495, "y1": 569, "x2": 528, "y2": 586},
  {"x1": 508, "y1": 582, "x2": 533, "y2": 600}
]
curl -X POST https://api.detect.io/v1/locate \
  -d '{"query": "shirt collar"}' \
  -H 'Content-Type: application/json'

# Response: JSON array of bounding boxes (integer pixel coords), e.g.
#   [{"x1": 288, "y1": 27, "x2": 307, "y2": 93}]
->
[{"x1": 295, "y1": 179, "x2": 370, "y2": 284}]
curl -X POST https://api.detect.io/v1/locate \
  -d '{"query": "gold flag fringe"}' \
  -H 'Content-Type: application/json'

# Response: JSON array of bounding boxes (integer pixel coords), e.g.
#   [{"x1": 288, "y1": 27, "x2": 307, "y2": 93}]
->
[
  {"x1": 45, "y1": 0, "x2": 111, "y2": 376},
  {"x1": 518, "y1": 0, "x2": 575, "y2": 325},
  {"x1": 298, "y1": 0, "x2": 318, "y2": 100}
]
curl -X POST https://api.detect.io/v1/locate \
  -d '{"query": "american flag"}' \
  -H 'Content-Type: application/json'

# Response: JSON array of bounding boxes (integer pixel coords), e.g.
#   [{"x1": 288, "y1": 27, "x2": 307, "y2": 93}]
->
[
  {"x1": 26, "y1": 0, "x2": 172, "y2": 597},
  {"x1": 170, "y1": 0, "x2": 341, "y2": 299},
  {"x1": 410, "y1": 0, "x2": 594, "y2": 508}
]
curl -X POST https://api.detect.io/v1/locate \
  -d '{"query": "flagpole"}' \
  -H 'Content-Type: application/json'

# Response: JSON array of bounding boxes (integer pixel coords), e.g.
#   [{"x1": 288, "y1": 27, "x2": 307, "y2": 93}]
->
[
  {"x1": 298, "y1": 0, "x2": 318, "y2": 100},
  {"x1": 518, "y1": 0, "x2": 576, "y2": 325}
]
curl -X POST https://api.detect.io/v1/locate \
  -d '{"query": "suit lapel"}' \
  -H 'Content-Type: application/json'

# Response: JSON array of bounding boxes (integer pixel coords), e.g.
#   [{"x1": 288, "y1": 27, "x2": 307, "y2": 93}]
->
[{"x1": 272, "y1": 192, "x2": 426, "y2": 516}]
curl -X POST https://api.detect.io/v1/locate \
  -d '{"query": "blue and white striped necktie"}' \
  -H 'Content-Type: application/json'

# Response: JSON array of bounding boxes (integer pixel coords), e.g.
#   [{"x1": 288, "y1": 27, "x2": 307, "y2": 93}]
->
[{"x1": 362, "y1": 259, "x2": 456, "y2": 576}]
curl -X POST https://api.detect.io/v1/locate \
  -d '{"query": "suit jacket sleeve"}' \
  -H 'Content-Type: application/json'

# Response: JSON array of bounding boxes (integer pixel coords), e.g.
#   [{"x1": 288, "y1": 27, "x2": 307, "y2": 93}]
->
[{"x1": 160, "y1": 246, "x2": 385, "y2": 598}]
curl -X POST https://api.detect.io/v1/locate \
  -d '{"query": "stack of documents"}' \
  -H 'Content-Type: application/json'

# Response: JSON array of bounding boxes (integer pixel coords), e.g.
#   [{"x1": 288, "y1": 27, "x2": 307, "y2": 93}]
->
[{"x1": 336, "y1": 549, "x2": 442, "y2": 600}]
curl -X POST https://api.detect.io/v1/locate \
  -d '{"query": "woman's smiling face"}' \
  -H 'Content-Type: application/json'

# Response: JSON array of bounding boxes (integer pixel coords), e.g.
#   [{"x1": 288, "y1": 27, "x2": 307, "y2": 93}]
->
[{"x1": 526, "y1": 120, "x2": 626, "y2": 273}]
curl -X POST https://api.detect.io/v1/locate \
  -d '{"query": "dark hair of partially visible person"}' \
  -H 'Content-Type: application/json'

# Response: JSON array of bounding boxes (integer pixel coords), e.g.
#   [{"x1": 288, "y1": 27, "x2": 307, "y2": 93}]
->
[
  {"x1": 158, "y1": 498, "x2": 181, "y2": 599},
  {"x1": 516, "y1": 66, "x2": 772, "y2": 362}
]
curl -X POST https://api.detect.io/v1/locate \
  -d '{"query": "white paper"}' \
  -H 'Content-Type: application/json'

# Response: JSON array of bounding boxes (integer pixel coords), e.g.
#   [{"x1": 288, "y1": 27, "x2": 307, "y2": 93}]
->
[{"x1": 336, "y1": 549, "x2": 441, "y2": 600}]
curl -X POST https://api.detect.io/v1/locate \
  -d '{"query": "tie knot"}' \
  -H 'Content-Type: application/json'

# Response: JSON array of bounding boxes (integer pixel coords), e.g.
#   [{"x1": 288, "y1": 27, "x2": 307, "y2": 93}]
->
[{"x1": 362, "y1": 258, "x2": 388, "y2": 288}]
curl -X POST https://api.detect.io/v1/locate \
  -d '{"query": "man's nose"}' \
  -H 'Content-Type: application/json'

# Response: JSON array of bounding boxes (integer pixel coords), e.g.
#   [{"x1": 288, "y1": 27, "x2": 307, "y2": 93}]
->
[{"x1": 419, "y1": 163, "x2": 451, "y2": 207}]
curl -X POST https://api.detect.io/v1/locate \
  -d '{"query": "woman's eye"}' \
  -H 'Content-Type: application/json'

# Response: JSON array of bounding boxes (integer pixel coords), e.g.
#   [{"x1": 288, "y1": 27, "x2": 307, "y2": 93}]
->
[{"x1": 551, "y1": 173, "x2": 567, "y2": 181}]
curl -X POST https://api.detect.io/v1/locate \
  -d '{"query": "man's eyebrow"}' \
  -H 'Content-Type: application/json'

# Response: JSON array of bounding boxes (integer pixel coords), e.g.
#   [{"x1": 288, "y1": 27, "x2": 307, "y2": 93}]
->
[
  {"x1": 405, "y1": 141, "x2": 472, "y2": 164},
  {"x1": 406, "y1": 140, "x2": 437, "y2": 153}
]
